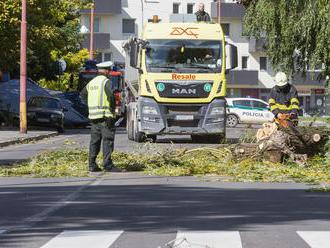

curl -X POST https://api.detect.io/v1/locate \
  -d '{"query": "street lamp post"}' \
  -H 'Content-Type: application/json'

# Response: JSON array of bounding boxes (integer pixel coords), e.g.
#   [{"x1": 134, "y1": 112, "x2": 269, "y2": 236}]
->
[
  {"x1": 20, "y1": 0, "x2": 27, "y2": 134},
  {"x1": 89, "y1": 1, "x2": 95, "y2": 60}
]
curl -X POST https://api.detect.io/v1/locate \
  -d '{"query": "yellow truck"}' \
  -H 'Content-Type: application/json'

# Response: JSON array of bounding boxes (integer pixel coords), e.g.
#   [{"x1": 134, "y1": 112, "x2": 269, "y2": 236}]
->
[{"x1": 124, "y1": 17, "x2": 238, "y2": 142}]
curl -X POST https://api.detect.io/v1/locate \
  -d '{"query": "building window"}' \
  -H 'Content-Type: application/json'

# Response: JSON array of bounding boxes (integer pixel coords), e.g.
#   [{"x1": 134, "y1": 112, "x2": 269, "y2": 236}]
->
[
  {"x1": 122, "y1": 19, "x2": 135, "y2": 34},
  {"x1": 242, "y1": 56, "x2": 248, "y2": 69},
  {"x1": 187, "y1": 3, "x2": 194, "y2": 14},
  {"x1": 95, "y1": 53, "x2": 102, "y2": 63},
  {"x1": 221, "y1": 23, "x2": 230, "y2": 36},
  {"x1": 104, "y1": 53, "x2": 111, "y2": 62},
  {"x1": 260, "y1": 57, "x2": 267, "y2": 71},
  {"x1": 173, "y1": 3, "x2": 180, "y2": 14},
  {"x1": 85, "y1": 16, "x2": 101, "y2": 33}
]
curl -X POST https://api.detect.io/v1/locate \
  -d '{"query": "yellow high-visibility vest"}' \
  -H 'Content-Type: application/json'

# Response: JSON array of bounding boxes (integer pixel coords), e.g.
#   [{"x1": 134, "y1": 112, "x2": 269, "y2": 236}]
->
[{"x1": 87, "y1": 75, "x2": 114, "y2": 120}]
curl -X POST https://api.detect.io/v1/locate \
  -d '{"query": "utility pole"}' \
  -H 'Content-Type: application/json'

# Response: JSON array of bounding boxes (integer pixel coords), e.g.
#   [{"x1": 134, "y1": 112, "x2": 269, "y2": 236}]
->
[
  {"x1": 218, "y1": 0, "x2": 221, "y2": 24},
  {"x1": 20, "y1": 0, "x2": 27, "y2": 134},
  {"x1": 89, "y1": 1, "x2": 95, "y2": 60},
  {"x1": 140, "y1": 0, "x2": 144, "y2": 26}
]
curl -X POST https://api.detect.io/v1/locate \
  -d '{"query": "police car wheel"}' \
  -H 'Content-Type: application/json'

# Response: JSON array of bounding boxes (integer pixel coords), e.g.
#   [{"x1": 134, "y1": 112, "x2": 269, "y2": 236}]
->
[{"x1": 226, "y1": 114, "x2": 239, "y2": 127}]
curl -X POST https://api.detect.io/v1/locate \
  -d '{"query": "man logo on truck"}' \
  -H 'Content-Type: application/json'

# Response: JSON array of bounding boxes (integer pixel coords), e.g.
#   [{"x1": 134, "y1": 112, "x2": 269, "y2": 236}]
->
[
  {"x1": 170, "y1": 27, "x2": 199, "y2": 38},
  {"x1": 172, "y1": 88, "x2": 197, "y2": 95}
]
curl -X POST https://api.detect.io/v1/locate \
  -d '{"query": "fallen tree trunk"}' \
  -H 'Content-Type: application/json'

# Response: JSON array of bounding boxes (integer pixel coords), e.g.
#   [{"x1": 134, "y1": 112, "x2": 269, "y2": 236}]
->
[{"x1": 233, "y1": 124, "x2": 330, "y2": 165}]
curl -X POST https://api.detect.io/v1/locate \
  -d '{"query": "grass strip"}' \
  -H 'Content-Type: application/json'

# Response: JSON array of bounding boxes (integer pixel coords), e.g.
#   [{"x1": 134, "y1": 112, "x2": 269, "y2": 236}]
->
[{"x1": 0, "y1": 148, "x2": 329, "y2": 185}]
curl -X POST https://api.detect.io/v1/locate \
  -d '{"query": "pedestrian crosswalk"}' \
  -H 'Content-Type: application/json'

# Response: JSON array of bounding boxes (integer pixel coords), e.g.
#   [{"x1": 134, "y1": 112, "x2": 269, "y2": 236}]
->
[
  {"x1": 2, "y1": 229, "x2": 330, "y2": 248},
  {"x1": 297, "y1": 231, "x2": 330, "y2": 248},
  {"x1": 172, "y1": 231, "x2": 242, "y2": 248},
  {"x1": 40, "y1": 231, "x2": 123, "y2": 248}
]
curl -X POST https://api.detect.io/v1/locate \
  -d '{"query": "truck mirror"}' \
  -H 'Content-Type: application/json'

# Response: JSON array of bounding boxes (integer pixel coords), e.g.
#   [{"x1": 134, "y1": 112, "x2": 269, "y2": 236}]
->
[
  {"x1": 130, "y1": 42, "x2": 139, "y2": 68},
  {"x1": 225, "y1": 43, "x2": 238, "y2": 72}
]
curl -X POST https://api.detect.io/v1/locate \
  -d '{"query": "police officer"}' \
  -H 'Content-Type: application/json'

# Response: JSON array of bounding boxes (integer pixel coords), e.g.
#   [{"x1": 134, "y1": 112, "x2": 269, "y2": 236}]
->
[
  {"x1": 195, "y1": 3, "x2": 211, "y2": 22},
  {"x1": 81, "y1": 61, "x2": 116, "y2": 172},
  {"x1": 269, "y1": 72, "x2": 300, "y2": 124}
]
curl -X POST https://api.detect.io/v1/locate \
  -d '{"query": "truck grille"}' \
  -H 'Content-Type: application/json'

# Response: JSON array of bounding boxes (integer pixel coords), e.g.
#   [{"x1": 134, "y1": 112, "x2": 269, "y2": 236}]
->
[
  {"x1": 167, "y1": 119, "x2": 200, "y2": 128},
  {"x1": 160, "y1": 104, "x2": 206, "y2": 128},
  {"x1": 156, "y1": 81, "x2": 213, "y2": 98}
]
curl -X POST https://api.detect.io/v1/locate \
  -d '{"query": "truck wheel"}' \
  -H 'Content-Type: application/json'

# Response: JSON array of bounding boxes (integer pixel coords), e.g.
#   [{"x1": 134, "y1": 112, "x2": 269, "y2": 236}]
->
[
  {"x1": 127, "y1": 110, "x2": 134, "y2": 141},
  {"x1": 133, "y1": 113, "x2": 145, "y2": 143},
  {"x1": 134, "y1": 128, "x2": 145, "y2": 143},
  {"x1": 226, "y1": 114, "x2": 239, "y2": 127}
]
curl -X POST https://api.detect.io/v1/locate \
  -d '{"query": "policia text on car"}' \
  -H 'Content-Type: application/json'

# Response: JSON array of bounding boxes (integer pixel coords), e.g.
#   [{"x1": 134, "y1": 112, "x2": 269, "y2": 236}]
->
[
  {"x1": 268, "y1": 72, "x2": 300, "y2": 126},
  {"x1": 81, "y1": 61, "x2": 116, "y2": 172}
]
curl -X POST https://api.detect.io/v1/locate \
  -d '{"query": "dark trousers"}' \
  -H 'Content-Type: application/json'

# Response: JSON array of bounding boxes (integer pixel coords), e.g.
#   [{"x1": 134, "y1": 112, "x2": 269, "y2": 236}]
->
[{"x1": 89, "y1": 118, "x2": 115, "y2": 169}]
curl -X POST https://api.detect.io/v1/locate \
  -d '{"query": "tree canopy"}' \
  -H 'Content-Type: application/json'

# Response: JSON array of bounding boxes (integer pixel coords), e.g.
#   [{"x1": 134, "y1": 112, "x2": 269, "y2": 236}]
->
[
  {"x1": 0, "y1": 0, "x2": 91, "y2": 80},
  {"x1": 239, "y1": 0, "x2": 330, "y2": 78}
]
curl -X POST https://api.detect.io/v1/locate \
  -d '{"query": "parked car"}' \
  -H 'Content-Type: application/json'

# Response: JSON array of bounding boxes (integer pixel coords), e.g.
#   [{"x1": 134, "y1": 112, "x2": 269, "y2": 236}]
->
[
  {"x1": 27, "y1": 96, "x2": 66, "y2": 133},
  {"x1": 226, "y1": 98, "x2": 274, "y2": 127}
]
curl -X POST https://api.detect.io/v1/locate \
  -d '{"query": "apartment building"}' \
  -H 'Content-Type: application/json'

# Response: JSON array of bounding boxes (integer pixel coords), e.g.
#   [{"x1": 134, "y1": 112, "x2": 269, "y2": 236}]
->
[
  {"x1": 80, "y1": 0, "x2": 213, "y2": 63},
  {"x1": 210, "y1": 0, "x2": 326, "y2": 113},
  {"x1": 80, "y1": 0, "x2": 326, "y2": 113}
]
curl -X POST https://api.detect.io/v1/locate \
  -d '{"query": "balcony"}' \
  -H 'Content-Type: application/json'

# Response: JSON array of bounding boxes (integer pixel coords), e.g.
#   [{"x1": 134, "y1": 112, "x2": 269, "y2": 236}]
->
[
  {"x1": 249, "y1": 38, "x2": 267, "y2": 53},
  {"x1": 228, "y1": 70, "x2": 259, "y2": 86},
  {"x1": 292, "y1": 72, "x2": 326, "y2": 87},
  {"x1": 82, "y1": 33, "x2": 111, "y2": 50},
  {"x1": 80, "y1": 0, "x2": 121, "y2": 14},
  {"x1": 211, "y1": 2, "x2": 245, "y2": 19}
]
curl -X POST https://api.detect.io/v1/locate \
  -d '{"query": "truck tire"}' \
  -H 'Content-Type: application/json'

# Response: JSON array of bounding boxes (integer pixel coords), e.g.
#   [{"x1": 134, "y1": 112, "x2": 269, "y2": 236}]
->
[
  {"x1": 127, "y1": 108, "x2": 134, "y2": 141},
  {"x1": 133, "y1": 112, "x2": 145, "y2": 143},
  {"x1": 134, "y1": 130, "x2": 145, "y2": 143},
  {"x1": 226, "y1": 114, "x2": 239, "y2": 127}
]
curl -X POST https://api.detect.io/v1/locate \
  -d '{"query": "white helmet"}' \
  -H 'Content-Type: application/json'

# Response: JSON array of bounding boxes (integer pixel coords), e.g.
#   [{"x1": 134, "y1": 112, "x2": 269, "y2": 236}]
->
[{"x1": 275, "y1": 72, "x2": 288, "y2": 87}]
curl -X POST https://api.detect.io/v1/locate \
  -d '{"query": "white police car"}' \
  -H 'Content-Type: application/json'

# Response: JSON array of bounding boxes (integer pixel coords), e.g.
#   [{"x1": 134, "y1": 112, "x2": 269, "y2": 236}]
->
[{"x1": 226, "y1": 98, "x2": 274, "y2": 127}]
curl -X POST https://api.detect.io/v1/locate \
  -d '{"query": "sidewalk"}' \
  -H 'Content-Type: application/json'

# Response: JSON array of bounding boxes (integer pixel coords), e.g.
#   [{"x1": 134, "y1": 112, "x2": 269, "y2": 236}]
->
[{"x1": 0, "y1": 130, "x2": 58, "y2": 148}]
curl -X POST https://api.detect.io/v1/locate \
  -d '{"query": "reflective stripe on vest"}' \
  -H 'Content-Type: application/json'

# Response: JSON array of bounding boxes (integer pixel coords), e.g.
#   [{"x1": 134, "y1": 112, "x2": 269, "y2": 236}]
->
[{"x1": 87, "y1": 76, "x2": 114, "y2": 120}]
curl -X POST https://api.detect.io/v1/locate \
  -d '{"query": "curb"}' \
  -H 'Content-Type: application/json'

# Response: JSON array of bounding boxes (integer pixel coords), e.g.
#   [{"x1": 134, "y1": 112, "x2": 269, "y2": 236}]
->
[{"x1": 0, "y1": 132, "x2": 58, "y2": 148}]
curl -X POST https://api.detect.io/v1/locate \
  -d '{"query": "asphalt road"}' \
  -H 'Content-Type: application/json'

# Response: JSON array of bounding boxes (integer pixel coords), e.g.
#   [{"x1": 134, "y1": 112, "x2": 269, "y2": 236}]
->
[
  {"x1": 0, "y1": 127, "x2": 329, "y2": 247},
  {"x1": 0, "y1": 175, "x2": 329, "y2": 248}
]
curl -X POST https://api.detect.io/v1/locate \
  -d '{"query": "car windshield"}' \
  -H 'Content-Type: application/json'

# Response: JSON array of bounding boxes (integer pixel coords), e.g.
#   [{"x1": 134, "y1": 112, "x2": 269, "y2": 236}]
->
[
  {"x1": 29, "y1": 98, "x2": 61, "y2": 109},
  {"x1": 145, "y1": 39, "x2": 222, "y2": 73}
]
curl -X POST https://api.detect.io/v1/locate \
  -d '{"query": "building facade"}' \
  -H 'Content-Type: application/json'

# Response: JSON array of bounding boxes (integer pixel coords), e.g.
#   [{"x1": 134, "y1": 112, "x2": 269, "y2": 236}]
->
[
  {"x1": 80, "y1": 0, "x2": 213, "y2": 63},
  {"x1": 80, "y1": 0, "x2": 326, "y2": 113},
  {"x1": 210, "y1": 0, "x2": 326, "y2": 113}
]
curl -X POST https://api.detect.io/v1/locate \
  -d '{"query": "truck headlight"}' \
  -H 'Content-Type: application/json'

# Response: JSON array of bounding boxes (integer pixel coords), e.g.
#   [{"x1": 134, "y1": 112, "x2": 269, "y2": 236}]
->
[
  {"x1": 210, "y1": 107, "x2": 225, "y2": 115},
  {"x1": 142, "y1": 105, "x2": 158, "y2": 115}
]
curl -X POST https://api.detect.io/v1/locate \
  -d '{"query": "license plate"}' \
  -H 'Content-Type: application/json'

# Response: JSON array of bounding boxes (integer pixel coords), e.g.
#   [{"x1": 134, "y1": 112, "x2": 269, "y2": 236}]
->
[
  {"x1": 37, "y1": 118, "x2": 50, "y2": 123},
  {"x1": 175, "y1": 115, "x2": 194, "y2": 121}
]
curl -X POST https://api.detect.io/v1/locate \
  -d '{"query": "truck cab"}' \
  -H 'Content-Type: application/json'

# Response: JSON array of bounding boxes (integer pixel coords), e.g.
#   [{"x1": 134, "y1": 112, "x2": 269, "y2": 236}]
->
[{"x1": 124, "y1": 18, "x2": 238, "y2": 142}]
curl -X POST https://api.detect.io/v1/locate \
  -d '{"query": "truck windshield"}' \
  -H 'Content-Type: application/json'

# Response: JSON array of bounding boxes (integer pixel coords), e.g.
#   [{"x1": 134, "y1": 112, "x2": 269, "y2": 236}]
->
[{"x1": 145, "y1": 39, "x2": 222, "y2": 73}]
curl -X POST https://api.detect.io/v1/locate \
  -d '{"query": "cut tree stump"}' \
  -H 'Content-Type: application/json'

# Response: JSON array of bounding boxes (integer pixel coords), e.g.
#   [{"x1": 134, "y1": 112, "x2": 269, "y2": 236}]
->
[{"x1": 233, "y1": 124, "x2": 330, "y2": 164}]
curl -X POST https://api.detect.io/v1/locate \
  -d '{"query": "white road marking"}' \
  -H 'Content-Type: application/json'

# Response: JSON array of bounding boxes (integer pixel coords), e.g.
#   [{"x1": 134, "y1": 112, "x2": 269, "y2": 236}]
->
[
  {"x1": 173, "y1": 231, "x2": 242, "y2": 248},
  {"x1": 0, "y1": 229, "x2": 6, "y2": 234},
  {"x1": 41, "y1": 230, "x2": 123, "y2": 248},
  {"x1": 297, "y1": 231, "x2": 330, "y2": 248}
]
